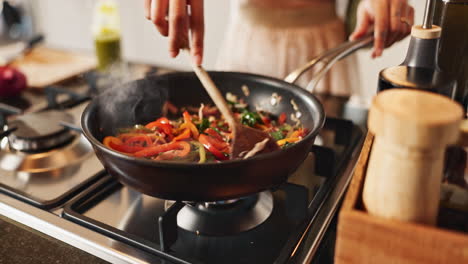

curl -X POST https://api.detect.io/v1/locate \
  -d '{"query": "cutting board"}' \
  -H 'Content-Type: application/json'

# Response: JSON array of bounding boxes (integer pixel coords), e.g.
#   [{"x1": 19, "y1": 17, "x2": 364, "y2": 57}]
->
[{"x1": 10, "y1": 46, "x2": 97, "y2": 89}]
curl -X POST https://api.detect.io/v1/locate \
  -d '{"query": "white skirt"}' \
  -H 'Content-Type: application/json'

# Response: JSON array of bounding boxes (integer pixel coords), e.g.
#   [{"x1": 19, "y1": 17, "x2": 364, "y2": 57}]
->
[{"x1": 214, "y1": 2, "x2": 361, "y2": 97}]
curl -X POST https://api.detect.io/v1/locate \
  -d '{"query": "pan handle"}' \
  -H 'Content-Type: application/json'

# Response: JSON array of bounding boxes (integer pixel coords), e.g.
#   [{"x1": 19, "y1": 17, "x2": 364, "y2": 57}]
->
[{"x1": 284, "y1": 35, "x2": 374, "y2": 90}]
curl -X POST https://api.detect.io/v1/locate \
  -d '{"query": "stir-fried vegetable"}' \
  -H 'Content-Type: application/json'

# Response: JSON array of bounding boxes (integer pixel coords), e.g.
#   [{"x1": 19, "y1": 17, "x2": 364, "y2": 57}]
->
[
  {"x1": 196, "y1": 118, "x2": 210, "y2": 132},
  {"x1": 241, "y1": 111, "x2": 263, "y2": 127},
  {"x1": 270, "y1": 131, "x2": 284, "y2": 141},
  {"x1": 102, "y1": 97, "x2": 308, "y2": 162}
]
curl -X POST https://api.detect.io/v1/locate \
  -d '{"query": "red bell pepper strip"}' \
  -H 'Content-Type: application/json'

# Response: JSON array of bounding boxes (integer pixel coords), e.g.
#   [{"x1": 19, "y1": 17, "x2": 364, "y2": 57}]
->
[
  {"x1": 103, "y1": 136, "x2": 145, "y2": 153},
  {"x1": 199, "y1": 134, "x2": 228, "y2": 160},
  {"x1": 204, "y1": 128, "x2": 223, "y2": 141},
  {"x1": 103, "y1": 136, "x2": 121, "y2": 147},
  {"x1": 261, "y1": 115, "x2": 271, "y2": 126},
  {"x1": 200, "y1": 131, "x2": 228, "y2": 150},
  {"x1": 278, "y1": 112, "x2": 287, "y2": 125},
  {"x1": 145, "y1": 117, "x2": 173, "y2": 135},
  {"x1": 133, "y1": 141, "x2": 191, "y2": 158}
]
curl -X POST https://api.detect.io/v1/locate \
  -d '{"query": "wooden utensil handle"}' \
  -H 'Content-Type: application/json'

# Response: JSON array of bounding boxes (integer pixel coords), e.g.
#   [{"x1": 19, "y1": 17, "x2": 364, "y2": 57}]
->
[{"x1": 190, "y1": 61, "x2": 237, "y2": 128}]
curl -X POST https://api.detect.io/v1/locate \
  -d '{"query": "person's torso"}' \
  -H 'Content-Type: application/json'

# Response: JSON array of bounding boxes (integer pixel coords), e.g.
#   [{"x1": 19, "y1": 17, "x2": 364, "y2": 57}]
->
[
  {"x1": 234, "y1": 0, "x2": 338, "y2": 28},
  {"x1": 239, "y1": 0, "x2": 335, "y2": 9}
]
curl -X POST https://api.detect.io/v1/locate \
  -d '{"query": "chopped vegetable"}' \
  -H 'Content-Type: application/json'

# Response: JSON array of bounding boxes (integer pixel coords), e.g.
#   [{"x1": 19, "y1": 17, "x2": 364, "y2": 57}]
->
[
  {"x1": 182, "y1": 111, "x2": 200, "y2": 139},
  {"x1": 134, "y1": 141, "x2": 190, "y2": 158},
  {"x1": 196, "y1": 118, "x2": 210, "y2": 132},
  {"x1": 103, "y1": 136, "x2": 145, "y2": 153},
  {"x1": 145, "y1": 117, "x2": 173, "y2": 135},
  {"x1": 103, "y1": 93, "x2": 307, "y2": 162},
  {"x1": 270, "y1": 131, "x2": 284, "y2": 141},
  {"x1": 198, "y1": 103, "x2": 205, "y2": 120},
  {"x1": 241, "y1": 85, "x2": 250, "y2": 96},
  {"x1": 125, "y1": 134, "x2": 153, "y2": 147},
  {"x1": 278, "y1": 112, "x2": 287, "y2": 125},
  {"x1": 204, "y1": 128, "x2": 223, "y2": 141},
  {"x1": 193, "y1": 141, "x2": 206, "y2": 163},
  {"x1": 241, "y1": 111, "x2": 263, "y2": 127},
  {"x1": 281, "y1": 142, "x2": 294, "y2": 149},
  {"x1": 199, "y1": 134, "x2": 228, "y2": 160},
  {"x1": 173, "y1": 129, "x2": 190, "y2": 141},
  {"x1": 277, "y1": 137, "x2": 300, "y2": 146}
]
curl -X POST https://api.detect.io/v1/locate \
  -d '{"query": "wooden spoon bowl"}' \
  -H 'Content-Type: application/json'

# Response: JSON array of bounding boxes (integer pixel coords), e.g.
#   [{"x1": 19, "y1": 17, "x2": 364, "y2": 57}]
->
[{"x1": 190, "y1": 63, "x2": 279, "y2": 159}]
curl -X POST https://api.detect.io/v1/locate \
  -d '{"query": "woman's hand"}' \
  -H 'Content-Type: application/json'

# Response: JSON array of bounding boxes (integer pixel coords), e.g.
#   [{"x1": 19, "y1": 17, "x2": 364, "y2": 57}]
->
[
  {"x1": 144, "y1": 0, "x2": 204, "y2": 65},
  {"x1": 350, "y1": 0, "x2": 414, "y2": 58}
]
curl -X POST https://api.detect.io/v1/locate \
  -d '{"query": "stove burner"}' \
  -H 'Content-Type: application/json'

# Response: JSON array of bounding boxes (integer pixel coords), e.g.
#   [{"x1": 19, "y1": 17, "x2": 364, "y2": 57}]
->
[
  {"x1": 0, "y1": 134, "x2": 92, "y2": 174},
  {"x1": 176, "y1": 191, "x2": 274, "y2": 236},
  {"x1": 8, "y1": 110, "x2": 75, "y2": 152}
]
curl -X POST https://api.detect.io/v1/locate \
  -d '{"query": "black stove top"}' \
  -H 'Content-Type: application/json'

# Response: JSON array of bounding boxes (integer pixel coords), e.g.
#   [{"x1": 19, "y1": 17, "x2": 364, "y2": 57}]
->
[{"x1": 62, "y1": 117, "x2": 364, "y2": 264}]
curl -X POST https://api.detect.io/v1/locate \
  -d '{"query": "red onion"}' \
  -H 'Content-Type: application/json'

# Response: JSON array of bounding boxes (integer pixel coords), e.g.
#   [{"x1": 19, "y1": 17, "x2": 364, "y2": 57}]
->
[{"x1": 0, "y1": 66, "x2": 27, "y2": 97}]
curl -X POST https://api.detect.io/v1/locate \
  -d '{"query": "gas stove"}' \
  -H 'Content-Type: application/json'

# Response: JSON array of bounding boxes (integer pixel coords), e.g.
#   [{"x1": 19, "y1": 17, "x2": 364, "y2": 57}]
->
[{"x1": 0, "y1": 71, "x2": 365, "y2": 264}]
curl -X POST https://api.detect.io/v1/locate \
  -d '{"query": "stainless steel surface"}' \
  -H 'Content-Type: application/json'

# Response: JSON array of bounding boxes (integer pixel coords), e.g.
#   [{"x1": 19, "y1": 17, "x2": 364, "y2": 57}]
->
[
  {"x1": 423, "y1": 0, "x2": 435, "y2": 29},
  {"x1": 0, "y1": 192, "x2": 166, "y2": 264},
  {"x1": 0, "y1": 101, "x2": 103, "y2": 204},
  {"x1": 8, "y1": 110, "x2": 75, "y2": 151},
  {"x1": 177, "y1": 191, "x2": 274, "y2": 235},
  {"x1": 0, "y1": 135, "x2": 101, "y2": 201},
  {"x1": 284, "y1": 36, "x2": 373, "y2": 86}
]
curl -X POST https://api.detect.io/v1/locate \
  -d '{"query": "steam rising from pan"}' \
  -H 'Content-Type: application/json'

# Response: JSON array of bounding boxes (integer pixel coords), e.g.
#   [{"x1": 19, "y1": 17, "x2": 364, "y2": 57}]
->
[{"x1": 95, "y1": 77, "x2": 169, "y2": 137}]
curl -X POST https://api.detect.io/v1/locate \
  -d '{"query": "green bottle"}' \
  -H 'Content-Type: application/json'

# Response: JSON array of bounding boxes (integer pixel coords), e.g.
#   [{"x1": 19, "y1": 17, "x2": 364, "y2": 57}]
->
[{"x1": 92, "y1": 0, "x2": 122, "y2": 72}]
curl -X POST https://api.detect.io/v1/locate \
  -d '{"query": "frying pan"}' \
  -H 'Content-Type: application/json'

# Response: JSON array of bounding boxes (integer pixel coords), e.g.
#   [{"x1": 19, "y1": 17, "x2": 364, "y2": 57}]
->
[{"x1": 81, "y1": 37, "x2": 373, "y2": 202}]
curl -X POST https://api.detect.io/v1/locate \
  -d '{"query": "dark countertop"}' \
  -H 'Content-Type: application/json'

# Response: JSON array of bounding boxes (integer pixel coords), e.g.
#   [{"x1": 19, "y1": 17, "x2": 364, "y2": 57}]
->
[{"x1": 0, "y1": 215, "x2": 108, "y2": 264}]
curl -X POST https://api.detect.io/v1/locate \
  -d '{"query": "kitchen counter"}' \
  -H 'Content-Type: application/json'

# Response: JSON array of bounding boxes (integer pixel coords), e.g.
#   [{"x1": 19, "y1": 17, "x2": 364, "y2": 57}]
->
[{"x1": 0, "y1": 215, "x2": 108, "y2": 264}]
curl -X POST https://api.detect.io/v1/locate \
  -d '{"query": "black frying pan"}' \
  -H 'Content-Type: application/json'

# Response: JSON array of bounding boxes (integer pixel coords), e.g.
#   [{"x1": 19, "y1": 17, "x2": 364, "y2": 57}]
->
[
  {"x1": 80, "y1": 38, "x2": 373, "y2": 201},
  {"x1": 82, "y1": 72, "x2": 324, "y2": 202}
]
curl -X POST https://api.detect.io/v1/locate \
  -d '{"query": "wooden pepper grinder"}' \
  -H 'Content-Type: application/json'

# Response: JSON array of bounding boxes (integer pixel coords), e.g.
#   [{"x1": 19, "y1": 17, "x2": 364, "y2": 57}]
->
[{"x1": 363, "y1": 89, "x2": 464, "y2": 225}]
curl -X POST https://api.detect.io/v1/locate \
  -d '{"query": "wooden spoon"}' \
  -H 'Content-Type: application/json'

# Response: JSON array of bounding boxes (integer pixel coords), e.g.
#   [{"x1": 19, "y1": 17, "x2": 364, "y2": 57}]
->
[{"x1": 189, "y1": 62, "x2": 279, "y2": 159}]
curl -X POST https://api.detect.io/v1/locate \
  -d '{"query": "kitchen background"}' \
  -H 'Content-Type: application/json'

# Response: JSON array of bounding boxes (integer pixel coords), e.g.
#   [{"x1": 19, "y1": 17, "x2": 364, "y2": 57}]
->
[{"x1": 32, "y1": 0, "x2": 424, "y2": 104}]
